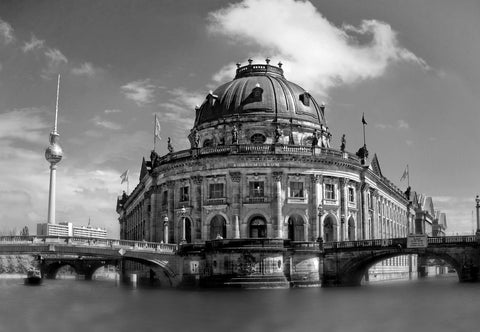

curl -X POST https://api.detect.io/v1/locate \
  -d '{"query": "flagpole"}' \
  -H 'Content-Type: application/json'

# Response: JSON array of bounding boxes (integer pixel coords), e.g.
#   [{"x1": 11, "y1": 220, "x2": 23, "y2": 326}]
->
[
  {"x1": 362, "y1": 112, "x2": 366, "y2": 148},
  {"x1": 407, "y1": 164, "x2": 410, "y2": 187},
  {"x1": 153, "y1": 114, "x2": 157, "y2": 152}
]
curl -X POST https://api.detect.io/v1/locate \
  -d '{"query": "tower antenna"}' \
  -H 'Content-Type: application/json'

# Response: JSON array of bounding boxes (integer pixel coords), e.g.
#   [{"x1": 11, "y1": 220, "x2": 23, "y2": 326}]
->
[{"x1": 54, "y1": 74, "x2": 60, "y2": 132}]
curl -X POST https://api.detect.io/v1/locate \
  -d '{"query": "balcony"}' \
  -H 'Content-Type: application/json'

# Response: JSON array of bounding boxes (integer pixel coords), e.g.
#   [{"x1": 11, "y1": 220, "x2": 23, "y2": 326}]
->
[
  {"x1": 245, "y1": 196, "x2": 269, "y2": 204},
  {"x1": 205, "y1": 197, "x2": 227, "y2": 205}
]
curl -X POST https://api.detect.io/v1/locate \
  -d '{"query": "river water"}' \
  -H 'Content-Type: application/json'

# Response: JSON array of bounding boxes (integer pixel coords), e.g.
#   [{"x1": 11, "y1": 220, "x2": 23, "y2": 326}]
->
[{"x1": 1, "y1": 276, "x2": 478, "y2": 332}]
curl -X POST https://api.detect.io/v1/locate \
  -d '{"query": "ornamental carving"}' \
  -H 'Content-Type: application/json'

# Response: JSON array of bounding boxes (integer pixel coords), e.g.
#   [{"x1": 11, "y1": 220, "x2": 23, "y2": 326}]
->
[
  {"x1": 230, "y1": 172, "x2": 241, "y2": 183},
  {"x1": 191, "y1": 176, "x2": 203, "y2": 185},
  {"x1": 237, "y1": 251, "x2": 257, "y2": 276},
  {"x1": 272, "y1": 171, "x2": 283, "y2": 182},
  {"x1": 311, "y1": 174, "x2": 322, "y2": 183},
  {"x1": 166, "y1": 180, "x2": 175, "y2": 188}
]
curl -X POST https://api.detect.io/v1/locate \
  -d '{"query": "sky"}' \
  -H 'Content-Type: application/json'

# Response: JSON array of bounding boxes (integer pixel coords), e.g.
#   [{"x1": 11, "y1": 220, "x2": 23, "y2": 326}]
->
[{"x1": 0, "y1": 0, "x2": 479, "y2": 237}]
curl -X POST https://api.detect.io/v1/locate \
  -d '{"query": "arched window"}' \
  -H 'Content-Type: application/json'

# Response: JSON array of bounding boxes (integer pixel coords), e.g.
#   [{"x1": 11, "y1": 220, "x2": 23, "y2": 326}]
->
[
  {"x1": 203, "y1": 139, "x2": 213, "y2": 147},
  {"x1": 250, "y1": 133, "x2": 266, "y2": 144},
  {"x1": 210, "y1": 215, "x2": 227, "y2": 240},
  {"x1": 287, "y1": 214, "x2": 304, "y2": 241},
  {"x1": 323, "y1": 215, "x2": 338, "y2": 242},
  {"x1": 249, "y1": 217, "x2": 266, "y2": 238}
]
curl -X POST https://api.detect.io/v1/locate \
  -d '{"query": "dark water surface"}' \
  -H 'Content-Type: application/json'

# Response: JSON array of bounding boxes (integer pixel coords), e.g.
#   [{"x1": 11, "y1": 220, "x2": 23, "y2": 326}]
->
[{"x1": 1, "y1": 276, "x2": 478, "y2": 332}]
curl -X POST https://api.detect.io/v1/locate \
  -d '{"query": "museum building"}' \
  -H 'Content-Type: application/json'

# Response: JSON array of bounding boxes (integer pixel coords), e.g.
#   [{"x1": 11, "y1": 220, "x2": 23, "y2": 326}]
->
[{"x1": 117, "y1": 60, "x2": 414, "y2": 287}]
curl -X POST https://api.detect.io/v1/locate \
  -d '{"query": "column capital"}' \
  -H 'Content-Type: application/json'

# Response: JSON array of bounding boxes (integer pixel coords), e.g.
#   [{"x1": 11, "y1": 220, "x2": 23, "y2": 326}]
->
[
  {"x1": 272, "y1": 171, "x2": 283, "y2": 182},
  {"x1": 229, "y1": 172, "x2": 241, "y2": 183},
  {"x1": 166, "y1": 180, "x2": 175, "y2": 188},
  {"x1": 311, "y1": 174, "x2": 323, "y2": 183},
  {"x1": 191, "y1": 175, "x2": 203, "y2": 185}
]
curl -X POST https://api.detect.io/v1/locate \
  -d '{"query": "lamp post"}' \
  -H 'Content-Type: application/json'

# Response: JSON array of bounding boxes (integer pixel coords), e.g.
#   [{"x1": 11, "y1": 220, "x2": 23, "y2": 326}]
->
[
  {"x1": 180, "y1": 206, "x2": 187, "y2": 244},
  {"x1": 475, "y1": 195, "x2": 480, "y2": 235},
  {"x1": 163, "y1": 216, "x2": 169, "y2": 244}
]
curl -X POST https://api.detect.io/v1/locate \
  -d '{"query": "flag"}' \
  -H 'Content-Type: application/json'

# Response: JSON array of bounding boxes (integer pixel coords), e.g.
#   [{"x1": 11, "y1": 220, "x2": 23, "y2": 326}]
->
[
  {"x1": 400, "y1": 166, "x2": 408, "y2": 181},
  {"x1": 120, "y1": 169, "x2": 129, "y2": 184},
  {"x1": 154, "y1": 115, "x2": 161, "y2": 140},
  {"x1": 362, "y1": 113, "x2": 367, "y2": 125}
]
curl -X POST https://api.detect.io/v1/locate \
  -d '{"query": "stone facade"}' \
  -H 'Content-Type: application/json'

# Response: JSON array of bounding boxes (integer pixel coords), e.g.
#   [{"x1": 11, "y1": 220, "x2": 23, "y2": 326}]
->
[{"x1": 116, "y1": 61, "x2": 415, "y2": 288}]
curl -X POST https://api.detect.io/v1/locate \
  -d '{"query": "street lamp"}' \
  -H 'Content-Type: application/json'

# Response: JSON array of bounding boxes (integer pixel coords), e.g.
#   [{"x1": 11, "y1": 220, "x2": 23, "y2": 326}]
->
[
  {"x1": 475, "y1": 195, "x2": 480, "y2": 235},
  {"x1": 163, "y1": 216, "x2": 169, "y2": 244},
  {"x1": 180, "y1": 206, "x2": 187, "y2": 244}
]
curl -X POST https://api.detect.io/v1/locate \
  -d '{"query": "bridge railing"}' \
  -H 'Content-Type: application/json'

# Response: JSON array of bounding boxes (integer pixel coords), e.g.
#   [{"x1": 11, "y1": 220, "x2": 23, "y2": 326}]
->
[
  {"x1": 0, "y1": 236, "x2": 178, "y2": 253},
  {"x1": 323, "y1": 235, "x2": 479, "y2": 250}
]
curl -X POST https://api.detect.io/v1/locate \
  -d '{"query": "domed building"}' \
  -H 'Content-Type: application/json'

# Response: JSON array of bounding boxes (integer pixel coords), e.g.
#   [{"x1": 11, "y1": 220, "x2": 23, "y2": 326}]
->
[{"x1": 117, "y1": 60, "x2": 413, "y2": 288}]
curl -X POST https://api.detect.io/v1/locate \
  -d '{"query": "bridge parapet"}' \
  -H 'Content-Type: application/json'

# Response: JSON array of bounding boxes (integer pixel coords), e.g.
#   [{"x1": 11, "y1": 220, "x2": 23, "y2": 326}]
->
[{"x1": 0, "y1": 236, "x2": 178, "y2": 253}]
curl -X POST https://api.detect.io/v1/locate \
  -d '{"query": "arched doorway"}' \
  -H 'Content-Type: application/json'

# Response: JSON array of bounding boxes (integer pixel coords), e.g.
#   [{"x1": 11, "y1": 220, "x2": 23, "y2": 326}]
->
[
  {"x1": 287, "y1": 214, "x2": 304, "y2": 241},
  {"x1": 249, "y1": 216, "x2": 267, "y2": 238},
  {"x1": 323, "y1": 214, "x2": 338, "y2": 242},
  {"x1": 210, "y1": 215, "x2": 227, "y2": 239},
  {"x1": 348, "y1": 216, "x2": 355, "y2": 241}
]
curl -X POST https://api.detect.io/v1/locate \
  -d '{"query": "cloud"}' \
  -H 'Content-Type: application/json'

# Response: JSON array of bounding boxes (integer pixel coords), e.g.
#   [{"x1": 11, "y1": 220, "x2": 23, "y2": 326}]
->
[
  {"x1": 0, "y1": 18, "x2": 14, "y2": 44},
  {"x1": 376, "y1": 120, "x2": 410, "y2": 130},
  {"x1": 22, "y1": 35, "x2": 45, "y2": 52},
  {"x1": 158, "y1": 88, "x2": 204, "y2": 133},
  {"x1": 121, "y1": 79, "x2": 156, "y2": 106},
  {"x1": 104, "y1": 109, "x2": 122, "y2": 114},
  {"x1": 92, "y1": 115, "x2": 122, "y2": 130},
  {"x1": 0, "y1": 108, "x2": 50, "y2": 143},
  {"x1": 71, "y1": 62, "x2": 96, "y2": 77},
  {"x1": 208, "y1": 0, "x2": 428, "y2": 96},
  {"x1": 42, "y1": 48, "x2": 68, "y2": 78}
]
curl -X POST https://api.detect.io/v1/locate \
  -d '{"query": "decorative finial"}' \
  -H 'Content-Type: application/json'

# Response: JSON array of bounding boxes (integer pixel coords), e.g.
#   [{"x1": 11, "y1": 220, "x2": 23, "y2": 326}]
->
[
  {"x1": 236, "y1": 62, "x2": 241, "y2": 68},
  {"x1": 321, "y1": 102, "x2": 326, "y2": 109},
  {"x1": 255, "y1": 83, "x2": 260, "y2": 88},
  {"x1": 278, "y1": 61, "x2": 283, "y2": 68},
  {"x1": 248, "y1": 58, "x2": 253, "y2": 65},
  {"x1": 265, "y1": 57, "x2": 270, "y2": 64},
  {"x1": 195, "y1": 105, "x2": 200, "y2": 110}
]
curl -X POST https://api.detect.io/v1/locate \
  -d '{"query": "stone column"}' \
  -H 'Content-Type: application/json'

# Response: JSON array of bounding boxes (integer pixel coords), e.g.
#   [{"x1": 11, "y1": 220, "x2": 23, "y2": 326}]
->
[
  {"x1": 166, "y1": 180, "x2": 175, "y2": 243},
  {"x1": 371, "y1": 190, "x2": 379, "y2": 239},
  {"x1": 163, "y1": 218, "x2": 169, "y2": 244},
  {"x1": 230, "y1": 172, "x2": 242, "y2": 239},
  {"x1": 234, "y1": 215, "x2": 240, "y2": 239},
  {"x1": 192, "y1": 176, "x2": 203, "y2": 241},
  {"x1": 312, "y1": 175, "x2": 323, "y2": 241},
  {"x1": 362, "y1": 185, "x2": 370, "y2": 239},
  {"x1": 339, "y1": 178, "x2": 347, "y2": 241},
  {"x1": 273, "y1": 172, "x2": 283, "y2": 238}
]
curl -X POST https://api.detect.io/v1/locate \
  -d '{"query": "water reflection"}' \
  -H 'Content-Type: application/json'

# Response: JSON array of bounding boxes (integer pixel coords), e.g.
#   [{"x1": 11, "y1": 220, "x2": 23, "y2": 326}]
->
[{"x1": 1, "y1": 276, "x2": 479, "y2": 332}]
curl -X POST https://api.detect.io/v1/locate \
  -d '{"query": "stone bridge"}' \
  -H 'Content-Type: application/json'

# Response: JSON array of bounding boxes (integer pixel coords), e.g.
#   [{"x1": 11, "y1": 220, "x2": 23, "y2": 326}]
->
[
  {"x1": 322, "y1": 235, "x2": 480, "y2": 286},
  {"x1": 0, "y1": 236, "x2": 180, "y2": 285}
]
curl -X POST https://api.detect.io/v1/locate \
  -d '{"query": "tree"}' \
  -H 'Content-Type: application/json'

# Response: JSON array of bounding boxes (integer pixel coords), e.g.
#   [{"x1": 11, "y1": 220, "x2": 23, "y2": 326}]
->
[{"x1": 20, "y1": 226, "x2": 29, "y2": 236}]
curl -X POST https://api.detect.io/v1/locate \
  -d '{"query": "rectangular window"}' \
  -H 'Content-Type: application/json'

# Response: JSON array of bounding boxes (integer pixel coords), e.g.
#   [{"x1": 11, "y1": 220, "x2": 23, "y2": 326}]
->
[
  {"x1": 209, "y1": 183, "x2": 224, "y2": 199},
  {"x1": 290, "y1": 181, "x2": 304, "y2": 198},
  {"x1": 249, "y1": 181, "x2": 264, "y2": 197},
  {"x1": 162, "y1": 191, "x2": 168, "y2": 207},
  {"x1": 348, "y1": 187, "x2": 355, "y2": 203},
  {"x1": 325, "y1": 183, "x2": 335, "y2": 200},
  {"x1": 179, "y1": 186, "x2": 189, "y2": 202}
]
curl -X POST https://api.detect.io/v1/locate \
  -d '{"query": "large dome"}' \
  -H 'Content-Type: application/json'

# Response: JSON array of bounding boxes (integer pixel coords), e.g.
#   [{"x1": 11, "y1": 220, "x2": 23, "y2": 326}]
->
[{"x1": 194, "y1": 60, "x2": 326, "y2": 129}]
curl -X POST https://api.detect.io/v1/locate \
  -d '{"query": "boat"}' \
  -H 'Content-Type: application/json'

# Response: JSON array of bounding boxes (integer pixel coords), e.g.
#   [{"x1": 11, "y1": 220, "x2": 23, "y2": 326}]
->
[{"x1": 24, "y1": 268, "x2": 42, "y2": 285}]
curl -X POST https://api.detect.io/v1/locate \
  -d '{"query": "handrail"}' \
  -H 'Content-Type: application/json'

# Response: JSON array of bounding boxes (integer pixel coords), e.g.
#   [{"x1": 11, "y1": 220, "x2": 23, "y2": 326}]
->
[{"x1": 0, "y1": 236, "x2": 178, "y2": 253}]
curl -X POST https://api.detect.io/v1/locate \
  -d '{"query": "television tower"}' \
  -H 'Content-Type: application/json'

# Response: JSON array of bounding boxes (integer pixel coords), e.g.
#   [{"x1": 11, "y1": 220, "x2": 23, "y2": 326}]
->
[{"x1": 45, "y1": 75, "x2": 63, "y2": 224}]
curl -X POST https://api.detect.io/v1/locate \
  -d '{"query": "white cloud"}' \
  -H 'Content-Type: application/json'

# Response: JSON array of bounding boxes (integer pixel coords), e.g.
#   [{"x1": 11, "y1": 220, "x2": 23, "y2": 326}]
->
[
  {"x1": 0, "y1": 19, "x2": 14, "y2": 44},
  {"x1": 22, "y1": 35, "x2": 45, "y2": 52},
  {"x1": 376, "y1": 119, "x2": 410, "y2": 130},
  {"x1": 0, "y1": 108, "x2": 50, "y2": 143},
  {"x1": 208, "y1": 0, "x2": 428, "y2": 96},
  {"x1": 158, "y1": 88, "x2": 204, "y2": 133},
  {"x1": 71, "y1": 62, "x2": 96, "y2": 77},
  {"x1": 104, "y1": 109, "x2": 122, "y2": 114},
  {"x1": 397, "y1": 119, "x2": 410, "y2": 129},
  {"x1": 92, "y1": 115, "x2": 122, "y2": 130},
  {"x1": 121, "y1": 79, "x2": 156, "y2": 106},
  {"x1": 42, "y1": 48, "x2": 68, "y2": 79}
]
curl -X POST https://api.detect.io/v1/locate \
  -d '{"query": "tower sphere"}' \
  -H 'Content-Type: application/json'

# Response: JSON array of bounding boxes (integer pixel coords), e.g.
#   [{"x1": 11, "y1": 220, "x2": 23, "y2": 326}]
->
[{"x1": 45, "y1": 132, "x2": 63, "y2": 164}]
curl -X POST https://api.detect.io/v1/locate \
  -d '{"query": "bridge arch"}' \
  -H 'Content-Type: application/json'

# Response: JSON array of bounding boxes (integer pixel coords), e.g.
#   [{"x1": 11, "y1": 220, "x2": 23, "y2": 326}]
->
[{"x1": 335, "y1": 250, "x2": 464, "y2": 286}]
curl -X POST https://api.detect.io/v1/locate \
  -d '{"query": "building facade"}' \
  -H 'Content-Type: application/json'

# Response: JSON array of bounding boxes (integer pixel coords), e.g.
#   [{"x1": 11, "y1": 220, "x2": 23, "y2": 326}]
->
[
  {"x1": 37, "y1": 222, "x2": 107, "y2": 239},
  {"x1": 116, "y1": 61, "x2": 419, "y2": 287}
]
